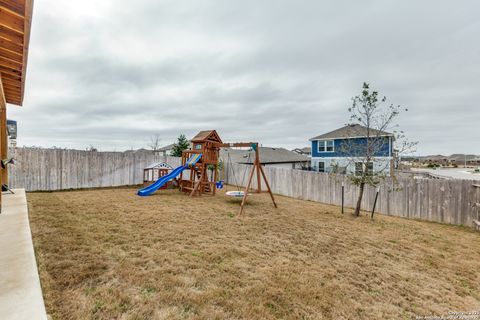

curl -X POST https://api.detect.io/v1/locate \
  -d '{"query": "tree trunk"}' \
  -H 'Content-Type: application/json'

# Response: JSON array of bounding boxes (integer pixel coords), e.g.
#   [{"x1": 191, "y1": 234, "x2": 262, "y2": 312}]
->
[{"x1": 354, "y1": 182, "x2": 365, "y2": 216}]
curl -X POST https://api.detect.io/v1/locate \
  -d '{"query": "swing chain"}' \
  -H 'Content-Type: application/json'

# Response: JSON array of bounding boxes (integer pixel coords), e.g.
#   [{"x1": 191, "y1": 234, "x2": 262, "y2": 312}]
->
[{"x1": 225, "y1": 148, "x2": 252, "y2": 192}]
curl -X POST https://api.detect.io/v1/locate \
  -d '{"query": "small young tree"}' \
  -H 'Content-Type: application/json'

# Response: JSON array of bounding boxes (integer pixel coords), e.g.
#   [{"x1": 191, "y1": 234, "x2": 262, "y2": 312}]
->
[
  {"x1": 342, "y1": 83, "x2": 416, "y2": 217},
  {"x1": 148, "y1": 134, "x2": 162, "y2": 151},
  {"x1": 171, "y1": 134, "x2": 190, "y2": 157}
]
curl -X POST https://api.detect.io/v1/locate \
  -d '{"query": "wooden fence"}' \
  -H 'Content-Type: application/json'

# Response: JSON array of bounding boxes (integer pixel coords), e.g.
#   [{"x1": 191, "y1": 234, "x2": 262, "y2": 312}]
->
[
  {"x1": 8, "y1": 147, "x2": 181, "y2": 191},
  {"x1": 7, "y1": 148, "x2": 478, "y2": 227},
  {"x1": 224, "y1": 163, "x2": 477, "y2": 227}
]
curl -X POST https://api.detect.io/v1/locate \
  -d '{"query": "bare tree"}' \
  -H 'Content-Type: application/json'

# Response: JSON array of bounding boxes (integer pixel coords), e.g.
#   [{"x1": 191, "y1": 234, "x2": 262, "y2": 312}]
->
[
  {"x1": 341, "y1": 83, "x2": 417, "y2": 217},
  {"x1": 148, "y1": 134, "x2": 162, "y2": 151}
]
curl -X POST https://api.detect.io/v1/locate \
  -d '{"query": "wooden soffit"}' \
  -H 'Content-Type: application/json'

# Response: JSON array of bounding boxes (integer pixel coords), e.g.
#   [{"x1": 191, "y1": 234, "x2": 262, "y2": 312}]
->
[{"x1": 0, "y1": 0, "x2": 33, "y2": 106}]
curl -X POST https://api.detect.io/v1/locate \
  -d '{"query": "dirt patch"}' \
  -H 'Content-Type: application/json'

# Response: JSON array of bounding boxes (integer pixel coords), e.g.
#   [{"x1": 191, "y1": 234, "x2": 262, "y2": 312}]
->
[{"x1": 28, "y1": 187, "x2": 480, "y2": 319}]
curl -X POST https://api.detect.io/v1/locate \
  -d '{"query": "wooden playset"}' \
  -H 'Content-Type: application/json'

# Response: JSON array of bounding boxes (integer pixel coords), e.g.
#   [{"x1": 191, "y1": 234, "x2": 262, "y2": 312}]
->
[
  {"x1": 137, "y1": 130, "x2": 277, "y2": 214},
  {"x1": 179, "y1": 130, "x2": 277, "y2": 214},
  {"x1": 179, "y1": 130, "x2": 222, "y2": 196}
]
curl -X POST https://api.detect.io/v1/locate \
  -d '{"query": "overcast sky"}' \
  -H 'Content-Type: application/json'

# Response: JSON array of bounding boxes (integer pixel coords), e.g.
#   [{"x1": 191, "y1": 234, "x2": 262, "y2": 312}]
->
[{"x1": 7, "y1": 0, "x2": 480, "y2": 155}]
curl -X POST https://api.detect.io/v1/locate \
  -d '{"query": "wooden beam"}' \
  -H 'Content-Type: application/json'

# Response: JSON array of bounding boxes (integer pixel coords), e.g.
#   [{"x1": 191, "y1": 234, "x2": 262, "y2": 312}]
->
[
  {"x1": 3, "y1": 85, "x2": 20, "y2": 95},
  {"x1": 255, "y1": 146, "x2": 261, "y2": 193},
  {"x1": 190, "y1": 171, "x2": 203, "y2": 197},
  {"x1": 0, "y1": 36, "x2": 23, "y2": 54},
  {"x1": 0, "y1": 76, "x2": 5, "y2": 211},
  {"x1": 4, "y1": 89, "x2": 20, "y2": 104},
  {"x1": 238, "y1": 164, "x2": 256, "y2": 215},
  {"x1": 0, "y1": 46, "x2": 22, "y2": 62},
  {"x1": 0, "y1": 1, "x2": 25, "y2": 17},
  {"x1": 0, "y1": 24, "x2": 23, "y2": 45},
  {"x1": 258, "y1": 164, "x2": 277, "y2": 208},
  {"x1": 0, "y1": 63, "x2": 21, "y2": 76},
  {"x1": 19, "y1": 0, "x2": 33, "y2": 106},
  {"x1": 3, "y1": 79, "x2": 22, "y2": 90},
  {"x1": 5, "y1": 97, "x2": 20, "y2": 104},
  {"x1": 0, "y1": 75, "x2": 5, "y2": 107},
  {"x1": 3, "y1": 86, "x2": 21, "y2": 97},
  {"x1": 0, "y1": 98, "x2": 6, "y2": 185},
  {"x1": 0, "y1": 55, "x2": 22, "y2": 70},
  {"x1": 217, "y1": 142, "x2": 258, "y2": 148},
  {"x1": 0, "y1": 7, "x2": 25, "y2": 33},
  {"x1": 3, "y1": 86, "x2": 20, "y2": 97},
  {"x1": 1, "y1": 71, "x2": 21, "y2": 81},
  {"x1": 2, "y1": 73, "x2": 22, "y2": 86},
  {"x1": 3, "y1": 84, "x2": 21, "y2": 94}
]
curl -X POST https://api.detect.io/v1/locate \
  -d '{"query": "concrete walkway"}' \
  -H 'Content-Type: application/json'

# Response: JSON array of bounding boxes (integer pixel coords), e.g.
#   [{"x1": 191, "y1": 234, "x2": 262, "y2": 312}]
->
[{"x1": 0, "y1": 189, "x2": 47, "y2": 320}]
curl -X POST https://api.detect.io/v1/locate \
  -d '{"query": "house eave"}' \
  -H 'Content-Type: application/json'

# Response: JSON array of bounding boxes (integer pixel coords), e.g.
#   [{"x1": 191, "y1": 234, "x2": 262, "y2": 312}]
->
[{"x1": 309, "y1": 134, "x2": 394, "y2": 141}]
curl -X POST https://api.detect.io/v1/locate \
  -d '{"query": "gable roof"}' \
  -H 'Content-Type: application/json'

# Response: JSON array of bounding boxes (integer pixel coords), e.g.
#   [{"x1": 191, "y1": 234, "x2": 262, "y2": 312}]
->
[
  {"x1": 220, "y1": 147, "x2": 309, "y2": 164},
  {"x1": 191, "y1": 130, "x2": 222, "y2": 143},
  {"x1": 309, "y1": 124, "x2": 393, "y2": 141}
]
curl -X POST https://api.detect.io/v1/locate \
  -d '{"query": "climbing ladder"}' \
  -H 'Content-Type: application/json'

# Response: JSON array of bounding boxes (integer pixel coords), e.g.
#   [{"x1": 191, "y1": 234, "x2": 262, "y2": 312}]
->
[{"x1": 179, "y1": 151, "x2": 215, "y2": 197}]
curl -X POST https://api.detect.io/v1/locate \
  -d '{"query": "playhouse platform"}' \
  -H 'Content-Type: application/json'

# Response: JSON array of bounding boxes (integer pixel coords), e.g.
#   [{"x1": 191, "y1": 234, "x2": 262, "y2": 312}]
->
[{"x1": 0, "y1": 189, "x2": 48, "y2": 320}]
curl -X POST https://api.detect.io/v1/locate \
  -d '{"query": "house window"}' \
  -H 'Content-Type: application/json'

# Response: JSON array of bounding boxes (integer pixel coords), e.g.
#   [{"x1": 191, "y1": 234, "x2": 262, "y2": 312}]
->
[
  {"x1": 326, "y1": 140, "x2": 334, "y2": 152},
  {"x1": 318, "y1": 141, "x2": 325, "y2": 152},
  {"x1": 318, "y1": 162, "x2": 325, "y2": 172},
  {"x1": 194, "y1": 144, "x2": 202, "y2": 150},
  {"x1": 355, "y1": 162, "x2": 363, "y2": 176},
  {"x1": 355, "y1": 162, "x2": 374, "y2": 176},
  {"x1": 317, "y1": 140, "x2": 334, "y2": 153},
  {"x1": 366, "y1": 162, "x2": 374, "y2": 175}
]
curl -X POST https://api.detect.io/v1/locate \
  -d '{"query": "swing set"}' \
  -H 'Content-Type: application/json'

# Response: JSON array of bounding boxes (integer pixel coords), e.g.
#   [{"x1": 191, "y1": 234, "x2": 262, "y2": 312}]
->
[
  {"x1": 224, "y1": 150, "x2": 251, "y2": 197},
  {"x1": 179, "y1": 130, "x2": 277, "y2": 215}
]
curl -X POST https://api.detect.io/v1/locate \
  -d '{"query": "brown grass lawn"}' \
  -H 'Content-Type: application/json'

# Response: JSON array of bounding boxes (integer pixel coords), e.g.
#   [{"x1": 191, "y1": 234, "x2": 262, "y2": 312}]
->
[{"x1": 28, "y1": 187, "x2": 480, "y2": 320}]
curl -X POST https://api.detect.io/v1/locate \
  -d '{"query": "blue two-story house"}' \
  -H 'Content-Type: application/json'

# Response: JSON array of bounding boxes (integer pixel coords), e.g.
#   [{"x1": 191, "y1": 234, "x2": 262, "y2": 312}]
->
[{"x1": 309, "y1": 124, "x2": 394, "y2": 175}]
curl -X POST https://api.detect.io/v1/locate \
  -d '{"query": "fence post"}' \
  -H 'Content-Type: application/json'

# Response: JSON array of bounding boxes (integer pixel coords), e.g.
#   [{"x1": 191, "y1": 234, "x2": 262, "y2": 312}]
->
[
  {"x1": 341, "y1": 182, "x2": 344, "y2": 214},
  {"x1": 371, "y1": 187, "x2": 379, "y2": 219}
]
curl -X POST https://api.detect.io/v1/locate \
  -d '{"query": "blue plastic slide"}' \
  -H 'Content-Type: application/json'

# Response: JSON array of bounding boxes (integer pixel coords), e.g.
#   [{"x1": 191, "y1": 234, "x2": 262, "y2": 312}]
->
[{"x1": 137, "y1": 154, "x2": 202, "y2": 196}]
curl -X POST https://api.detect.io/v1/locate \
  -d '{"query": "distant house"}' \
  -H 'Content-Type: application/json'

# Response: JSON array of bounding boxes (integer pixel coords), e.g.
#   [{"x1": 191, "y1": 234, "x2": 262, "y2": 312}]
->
[
  {"x1": 220, "y1": 147, "x2": 309, "y2": 170},
  {"x1": 292, "y1": 147, "x2": 311, "y2": 157},
  {"x1": 309, "y1": 124, "x2": 394, "y2": 174},
  {"x1": 471, "y1": 158, "x2": 480, "y2": 166},
  {"x1": 124, "y1": 148, "x2": 150, "y2": 153},
  {"x1": 158, "y1": 143, "x2": 175, "y2": 156}
]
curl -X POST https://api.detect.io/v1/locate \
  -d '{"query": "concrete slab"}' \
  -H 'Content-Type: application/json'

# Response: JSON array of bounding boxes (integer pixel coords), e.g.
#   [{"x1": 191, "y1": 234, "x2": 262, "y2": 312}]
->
[{"x1": 0, "y1": 189, "x2": 48, "y2": 320}]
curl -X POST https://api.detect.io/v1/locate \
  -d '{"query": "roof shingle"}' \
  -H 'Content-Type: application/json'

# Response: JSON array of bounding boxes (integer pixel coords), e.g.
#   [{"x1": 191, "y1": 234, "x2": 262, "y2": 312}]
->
[
  {"x1": 310, "y1": 124, "x2": 393, "y2": 141},
  {"x1": 220, "y1": 147, "x2": 309, "y2": 164}
]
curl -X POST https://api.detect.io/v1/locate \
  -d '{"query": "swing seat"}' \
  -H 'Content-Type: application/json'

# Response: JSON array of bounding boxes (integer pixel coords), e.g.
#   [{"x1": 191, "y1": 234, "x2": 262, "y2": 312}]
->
[{"x1": 225, "y1": 191, "x2": 245, "y2": 198}]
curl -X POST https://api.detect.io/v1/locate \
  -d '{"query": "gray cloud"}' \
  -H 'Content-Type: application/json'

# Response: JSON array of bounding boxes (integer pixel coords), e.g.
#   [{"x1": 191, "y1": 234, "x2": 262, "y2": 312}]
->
[{"x1": 8, "y1": 0, "x2": 480, "y2": 154}]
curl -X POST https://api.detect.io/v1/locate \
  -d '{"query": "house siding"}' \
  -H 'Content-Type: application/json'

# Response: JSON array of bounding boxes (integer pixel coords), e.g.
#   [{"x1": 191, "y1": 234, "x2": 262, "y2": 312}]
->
[
  {"x1": 311, "y1": 136, "x2": 393, "y2": 174},
  {"x1": 312, "y1": 137, "x2": 391, "y2": 158},
  {"x1": 311, "y1": 157, "x2": 391, "y2": 174}
]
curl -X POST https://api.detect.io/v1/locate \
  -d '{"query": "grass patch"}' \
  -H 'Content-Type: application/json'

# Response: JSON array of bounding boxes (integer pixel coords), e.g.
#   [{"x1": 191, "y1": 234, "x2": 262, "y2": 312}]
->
[{"x1": 28, "y1": 187, "x2": 480, "y2": 319}]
